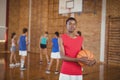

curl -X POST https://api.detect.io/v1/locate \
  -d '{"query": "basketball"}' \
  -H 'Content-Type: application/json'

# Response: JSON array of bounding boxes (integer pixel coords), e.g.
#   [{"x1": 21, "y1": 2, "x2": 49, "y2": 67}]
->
[{"x1": 77, "y1": 50, "x2": 95, "y2": 66}]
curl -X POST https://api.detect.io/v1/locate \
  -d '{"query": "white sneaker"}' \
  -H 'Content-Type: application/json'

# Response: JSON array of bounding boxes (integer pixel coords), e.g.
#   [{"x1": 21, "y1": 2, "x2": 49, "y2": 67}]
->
[
  {"x1": 45, "y1": 70, "x2": 50, "y2": 74},
  {"x1": 20, "y1": 66, "x2": 26, "y2": 70},
  {"x1": 15, "y1": 63, "x2": 20, "y2": 66},
  {"x1": 9, "y1": 63, "x2": 15, "y2": 68},
  {"x1": 54, "y1": 71, "x2": 59, "y2": 74}
]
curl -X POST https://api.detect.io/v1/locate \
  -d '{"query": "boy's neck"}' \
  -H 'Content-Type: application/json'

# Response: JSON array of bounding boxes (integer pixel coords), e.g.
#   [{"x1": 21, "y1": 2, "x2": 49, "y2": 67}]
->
[
  {"x1": 67, "y1": 31, "x2": 75, "y2": 38},
  {"x1": 22, "y1": 34, "x2": 26, "y2": 36}
]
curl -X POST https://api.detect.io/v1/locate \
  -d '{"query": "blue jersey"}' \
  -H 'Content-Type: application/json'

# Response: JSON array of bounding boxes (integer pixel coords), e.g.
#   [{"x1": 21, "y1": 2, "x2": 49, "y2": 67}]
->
[
  {"x1": 52, "y1": 38, "x2": 59, "y2": 52},
  {"x1": 19, "y1": 35, "x2": 27, "y2": 51}
]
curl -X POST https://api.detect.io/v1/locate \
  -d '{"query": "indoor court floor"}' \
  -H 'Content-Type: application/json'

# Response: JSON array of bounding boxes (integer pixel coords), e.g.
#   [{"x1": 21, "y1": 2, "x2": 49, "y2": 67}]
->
[{"x1": 0, "y1": 52, "x2": 120, "y2": 80}]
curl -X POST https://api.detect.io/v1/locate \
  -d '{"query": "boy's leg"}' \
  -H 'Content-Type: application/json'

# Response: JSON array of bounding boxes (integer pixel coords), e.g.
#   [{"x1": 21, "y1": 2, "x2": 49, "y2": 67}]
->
[
  {"x1": 9, "y1": 52, "x2": 15, "y2": 67},
  {"x1": 10, "y1": 53, "x2": 13, "y2": 64},
  {"x1": 46, "y1": 58, "x2": 53, "y2": 74},
  {"x1": 54, "y1": 59, "x2": 60, "y2": 74},
  {"x1": 40, "y1": 48, "x2": 43, "y2": 61},
  {"x1": 47, "y1": 59, "x2": 53, "y2": 70},
  {"x1": 44, "y1": 48, "x2": 49, "y2": 63},
  {"x1": 19, "y1": 51, "x2": 27, "y2": 70},
  {"x1": 20, "y1": 56, "x2": 25, "y2": 68},
  {"x1": 56, "y1": 59, "x2": 59, "y2": 71},
  {"x1": 14, "y1": 54, "x2": 20, "y2": 66},
  {"x1": 14, "y1": 53, "x2": 17, "y2": 63}
]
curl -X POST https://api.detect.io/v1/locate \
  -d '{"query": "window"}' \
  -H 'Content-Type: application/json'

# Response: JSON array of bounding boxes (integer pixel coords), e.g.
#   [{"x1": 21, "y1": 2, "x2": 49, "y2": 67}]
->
[{"x1": 0, "y1": 0, "x2": 6, "y2": 42}]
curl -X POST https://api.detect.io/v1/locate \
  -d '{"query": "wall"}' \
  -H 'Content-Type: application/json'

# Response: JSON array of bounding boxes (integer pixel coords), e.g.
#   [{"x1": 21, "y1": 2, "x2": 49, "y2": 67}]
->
[
  {"x1": 6, "y1": 0, "x2": 120, "y2": 63},
  {"x1": 105, "y1": 0, "x2": 120, "y2": 64},
  {"x1": 30, "y1": 0, "x2": 48, "y2": 53},
  {"x1": 6, "y1": 0, "x2": 102, "y2": 62},
  {"x1": 0, "y1": 0, "x2": 6, "y2": 51},
  {"x1": 0, "y1": 43, "x2": 5, "y2": 51},
  {"x1": 47, "y1": 0, "x2": 102, "y2": 61},
  {"x1": 8, "y1": 0, "x2": 29, "y2": 51},
  {"x1": 13, "y1": 0, "x2": 102, "y2": 61},
  {"x1": 75, "y1": 0, "x2": 102, "y2": 61}
]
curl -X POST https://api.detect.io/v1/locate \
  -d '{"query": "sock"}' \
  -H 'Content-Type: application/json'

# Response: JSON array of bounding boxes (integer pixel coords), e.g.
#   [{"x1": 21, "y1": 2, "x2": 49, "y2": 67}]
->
[{"x1": 21, "y1": 59, "x2": 24, "y2": 68}]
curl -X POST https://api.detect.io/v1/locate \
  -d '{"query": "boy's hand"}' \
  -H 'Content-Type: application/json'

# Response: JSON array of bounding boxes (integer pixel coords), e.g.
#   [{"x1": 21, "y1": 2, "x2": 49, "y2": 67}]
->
[{"x1": 78, "y1": 57, "x2": 96, "y2": 66}]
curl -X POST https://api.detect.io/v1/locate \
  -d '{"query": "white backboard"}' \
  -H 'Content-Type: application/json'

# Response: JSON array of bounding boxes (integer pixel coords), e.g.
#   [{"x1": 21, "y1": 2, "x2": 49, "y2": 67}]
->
[{"x1": 59, "y1": 0, "x2": 83, "y2": 14}]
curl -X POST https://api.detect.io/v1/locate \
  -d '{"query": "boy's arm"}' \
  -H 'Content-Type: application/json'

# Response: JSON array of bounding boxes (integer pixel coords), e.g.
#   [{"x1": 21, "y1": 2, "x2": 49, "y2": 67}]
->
[
  {"x1": 81, "y1": 37, "x2": 84, "y2": 50},
  {"x1": 17, "y1": 37, "x2": 20, "y2": 45},
  {"x1": 47, "y1": 37, "x2": 49, "y2": 45},
  {"x1": 39, "y1": 37, "x2": 41, "y2": 48},
  {"x1": 26, "y1": 36, "x2": 29, "y2": 46}
]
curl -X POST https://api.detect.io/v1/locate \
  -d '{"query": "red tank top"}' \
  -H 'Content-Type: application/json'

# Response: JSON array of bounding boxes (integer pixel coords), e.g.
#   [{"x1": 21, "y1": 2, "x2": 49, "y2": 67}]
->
[{"x1": 60, "y1": 34, "x2": 83, "y2": 75}]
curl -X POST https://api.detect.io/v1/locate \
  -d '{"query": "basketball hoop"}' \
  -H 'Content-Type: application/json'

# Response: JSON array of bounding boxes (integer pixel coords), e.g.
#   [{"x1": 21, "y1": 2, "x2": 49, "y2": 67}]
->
[
  {"x1": 59, "y1": 0, "x2": 82, "y2": 16},
  {"x1": 71, "y1": 13, "x2": 75, "y2": 17},
  {"x1": 68, "y1": 8, "x2": 71, "y2": 13},
  {"x1": 68, "y1": 8, "x2": 75, "y2": 17},
  {"x1": 62, "y1": 13, "x2": 68, "y2": 17}
]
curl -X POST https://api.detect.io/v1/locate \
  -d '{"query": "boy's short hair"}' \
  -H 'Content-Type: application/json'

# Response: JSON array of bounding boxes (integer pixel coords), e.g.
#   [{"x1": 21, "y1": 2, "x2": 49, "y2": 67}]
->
[
  {"x1": 11, "y1": 32, "x2": 16, "y2": 39},
  {"x1": 55, "y1": 31, "x2": 59, "y2": 37},
  {"x1": 66, "y1": 17, "x2": 77, "y2": 24},
  {"x1": 45, "y1": 32, "x2": 48, "y2": 34},
  {"x1": 77, "y1": 31, "x2": 81, "y2": 36},
  {"x1": 23, "y1": 28, "x2": 28, "y2": 33}
]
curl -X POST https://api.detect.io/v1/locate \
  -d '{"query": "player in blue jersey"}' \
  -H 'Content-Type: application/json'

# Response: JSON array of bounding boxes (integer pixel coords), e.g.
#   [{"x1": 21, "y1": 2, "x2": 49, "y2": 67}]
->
[
  {"x1": 18, "y1": 28, "x2": 29, "y2": 70},
  {"x1": 46, "y1": 32, "x2": 60, "y2": 74}
]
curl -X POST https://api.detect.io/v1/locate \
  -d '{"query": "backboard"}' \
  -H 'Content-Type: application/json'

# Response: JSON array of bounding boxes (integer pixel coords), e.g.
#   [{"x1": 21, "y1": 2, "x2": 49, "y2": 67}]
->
[{"x1": 59, "y1": 0, "x2": 83, "y2": 14}]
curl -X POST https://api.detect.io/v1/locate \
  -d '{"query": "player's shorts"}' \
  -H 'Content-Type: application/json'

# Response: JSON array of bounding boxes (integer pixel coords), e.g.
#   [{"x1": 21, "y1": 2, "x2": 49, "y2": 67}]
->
[
  {"x1": 10, "y1": 46, "x2": 16, "y2": 52},
  {"x1": 19, "y1": 50, "x2": 27, "y2": 56},
  {"x1": 40, "y1": 44, "x2": 47, "y2": 49},
  {"x1": 59, "y1": 73, "x2": 82, "y2": 80},
  {"x1": 51, "y1": 52, "x2": 61, "y2": 59}
]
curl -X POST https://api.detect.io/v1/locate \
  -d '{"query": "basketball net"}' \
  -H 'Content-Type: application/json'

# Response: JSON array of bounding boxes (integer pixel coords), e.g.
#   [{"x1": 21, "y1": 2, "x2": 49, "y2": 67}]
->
[
  {"x1": 68, "y1": 8, "x2": 74, "y2": 17},
  {"x1": 61, "y1": 8, "x2": 74, "y2": 17},
  {"x1": 68, "y1": 8, "x2": 71, "y2": 13}
]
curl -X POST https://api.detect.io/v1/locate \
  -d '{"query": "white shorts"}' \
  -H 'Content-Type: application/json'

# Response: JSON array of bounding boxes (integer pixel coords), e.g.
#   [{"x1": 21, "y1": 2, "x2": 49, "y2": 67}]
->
[
  {"x1": 59, "y1": 73, "x2": 82, "y2": 80},
  {"x1": 51, "y1": 52, "x2": 61, "y2": 59},
  {"x1": 19, "y1": 51, "x2": 27, "y2": 56}
]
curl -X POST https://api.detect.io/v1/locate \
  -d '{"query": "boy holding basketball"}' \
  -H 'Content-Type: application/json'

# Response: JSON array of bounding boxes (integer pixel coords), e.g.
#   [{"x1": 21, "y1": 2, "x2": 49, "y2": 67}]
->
[{"x1": 59, "y1": 17, "x2": 96, "y2": 80}]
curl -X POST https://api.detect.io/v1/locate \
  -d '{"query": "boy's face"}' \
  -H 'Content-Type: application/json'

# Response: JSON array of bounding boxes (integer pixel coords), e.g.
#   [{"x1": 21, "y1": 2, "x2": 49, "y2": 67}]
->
[
  {"x1": 54, "y1": 34, "x2": 57, "y2": 37},
  {"x1": 14, "y1": 35, "x2": 16, "y2": 38},
  {"x1": 25, "y1": 32, "x2": 28, "y2": 36},
  {"x1": 44, "y1": 33, "x2": 48, "y2": 37},
  {"x1": 66, "y1": 20, "x2": 77, "y2": 33}
]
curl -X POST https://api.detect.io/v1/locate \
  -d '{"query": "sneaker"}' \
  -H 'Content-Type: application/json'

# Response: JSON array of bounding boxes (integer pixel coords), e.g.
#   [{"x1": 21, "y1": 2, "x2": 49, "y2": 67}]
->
[
  {"x1": 15, "y1": 63, "x2": 20, "y2": 66},
  {"x1": 54, "y1": 71, "x2": 59, "y2": 74},
  {"x1": 20, "y1": 67, "x2": 26, "y2": 70},
  {"x1": 9, "y1": 63, "x2": 15, "y2": 68},
  {"x1": 45, "y1": 70, "x2": 50, "y2": 74}
]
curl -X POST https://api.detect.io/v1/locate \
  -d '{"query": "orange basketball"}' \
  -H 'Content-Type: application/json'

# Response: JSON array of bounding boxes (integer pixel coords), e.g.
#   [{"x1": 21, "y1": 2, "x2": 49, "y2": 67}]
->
[{"x1": 77, "y1": 50, "x2": 94, "y2": 66}]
